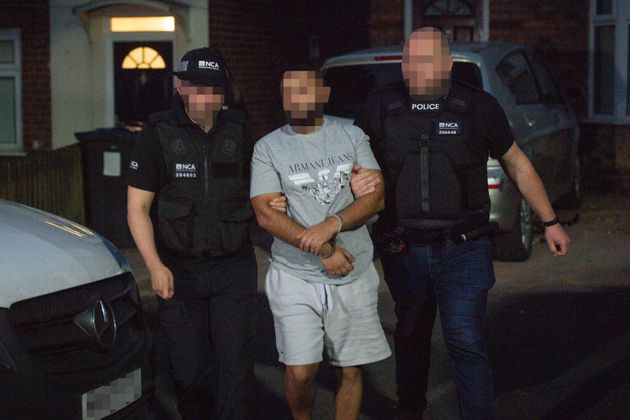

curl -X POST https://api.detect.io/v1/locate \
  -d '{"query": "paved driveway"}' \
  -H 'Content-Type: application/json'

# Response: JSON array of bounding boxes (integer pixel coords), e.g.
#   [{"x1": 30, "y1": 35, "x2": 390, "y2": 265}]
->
[{"x1": 126, "y1": 190, "x2": 630, "y2": 419}]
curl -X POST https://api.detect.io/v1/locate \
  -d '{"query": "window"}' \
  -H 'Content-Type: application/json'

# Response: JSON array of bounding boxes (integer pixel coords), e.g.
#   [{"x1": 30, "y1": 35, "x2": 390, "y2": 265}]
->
[
  {"x1": 496, "y1": 50, "x2": 541, "y2": 105},
  {"x1": 0, "y1": 29, "x2": 21, "y2": 153},
  {"x1": 596, "y1": 0, "x2": 613, "y2": 15},
  {"x1": 323, "y1": 63, "x2": 403, "y2": 119},
  {"x1": 424, "y1": 0, "x2": 473, "y2": 17},
  {"x1": 593, "y1": 26, "x2": 615, "y2": 114},
  {"x1": 589, "y1": 0, "x2": 630, "y2": 121},
  {"x1": 524, "y1": 50, "x2": 563, "y2": 104},
  {"x1": 322, "y1": 61, "x2": 482, "y2": 119},
  {"x1": 627, "y1": 25, "x2": 630, "y2": 115},
  {"x1": 110, "y1": 16, "x2": 175, "y2": 32}
]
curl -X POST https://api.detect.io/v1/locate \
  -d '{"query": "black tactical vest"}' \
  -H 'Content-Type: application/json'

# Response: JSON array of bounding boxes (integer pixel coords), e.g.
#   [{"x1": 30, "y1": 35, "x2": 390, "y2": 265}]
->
[
  {"x1": 150, "y1": 108, "x2": 253, "y2": 257},
  {"x1": 377, "y1": 81, "x2": 490, "y2": 232}
]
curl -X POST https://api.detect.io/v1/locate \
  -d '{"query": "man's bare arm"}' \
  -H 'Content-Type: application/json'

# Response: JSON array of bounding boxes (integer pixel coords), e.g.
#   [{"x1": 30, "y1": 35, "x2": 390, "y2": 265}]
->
[
  {"x1": 499, "y1": 142, "x2": 570, "y2": 256},
  {"x1": 296, "y1": 170, "x2": 385, "y2": 254},
  {"x1": 251, "y1": 192, "x2": 333, "y2": 256},
  {"x1": 337, "y1": 169, "x2": 385, "y2": 229},
  {"x1": 252, "y1": 193, "x2": 306, "y2": 245},
  {"x1": 252, "y1": 192, "x2": 354, "y2": 275},
  {"x1": 127, "y1": 186, "x2": 175, "y2": 299}
]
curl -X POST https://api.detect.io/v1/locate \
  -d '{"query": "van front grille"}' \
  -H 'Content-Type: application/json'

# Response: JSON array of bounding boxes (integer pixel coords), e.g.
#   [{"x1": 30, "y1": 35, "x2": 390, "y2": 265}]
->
[{"x1": 7, "y1": 273, "x2": 145, "y2": 374}]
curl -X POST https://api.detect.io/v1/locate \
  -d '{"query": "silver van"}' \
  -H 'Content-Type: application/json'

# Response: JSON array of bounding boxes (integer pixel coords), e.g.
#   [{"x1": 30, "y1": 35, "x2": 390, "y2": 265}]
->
[
  {"x1": 321, "y1": 43, "x2": 581, "y2": 261},
  {"x1": 0, "y1": 199, "x2": 152, "y2": 419}
]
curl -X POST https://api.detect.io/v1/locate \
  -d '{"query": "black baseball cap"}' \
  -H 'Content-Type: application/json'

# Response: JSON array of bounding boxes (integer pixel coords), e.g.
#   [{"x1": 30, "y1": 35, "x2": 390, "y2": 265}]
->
[{"x1": 173, "y1": 47, "x2": 229, "y2": 86}]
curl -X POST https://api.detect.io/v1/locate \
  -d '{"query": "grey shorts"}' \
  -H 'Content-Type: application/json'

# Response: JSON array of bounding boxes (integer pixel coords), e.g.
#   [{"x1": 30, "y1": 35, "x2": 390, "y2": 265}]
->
[{"x1": 265, "y1": 263, "x2": 391, "y2": 367}]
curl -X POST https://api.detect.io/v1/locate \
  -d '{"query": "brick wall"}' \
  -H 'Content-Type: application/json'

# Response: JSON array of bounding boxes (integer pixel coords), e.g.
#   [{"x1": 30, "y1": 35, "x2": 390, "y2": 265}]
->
[
  {"x1": 0, "y1": 1, "x2": 51, "y2": 151},
  {"x1": 490, "y1": 0, "x2": 590, "y2": 119},
  {"x1": 367, "y1": 0, "x2": 591, "y2": 119},
  {"x1": 207, "y1": 0, "x2": 301, "y2": 138},
  {"x1": 208, "y1": 0, "x2": 370, "y2": 139},
  {"x1": 370, "y1": 0, "x2": 404, "y2": 47}
]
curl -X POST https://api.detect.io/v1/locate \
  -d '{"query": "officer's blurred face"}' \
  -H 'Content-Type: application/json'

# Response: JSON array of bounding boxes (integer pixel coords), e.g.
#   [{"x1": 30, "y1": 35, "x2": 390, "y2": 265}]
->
[
  {"x1": 176, "y1": 79, "x2": 225, "y2": 123},
  {"x1": 402, "y1": 28, "x2": 453, "y2": 100},
  {"x1": 281, "y1": 71, "x2": 330, "y2": 124}
]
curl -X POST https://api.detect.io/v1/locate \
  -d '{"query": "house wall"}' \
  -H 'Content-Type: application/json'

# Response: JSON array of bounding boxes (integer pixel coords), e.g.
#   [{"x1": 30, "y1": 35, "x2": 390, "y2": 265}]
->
[
  {"x1": 49, "y1": 0, "x2": 209, "y2": 150},
  {"x1": 0, "y1": 1, "x2": 51, "y2": 152},
  {"x1": 207, "y1": 0, "x2": 371, "y2": 138},
  {"x1": 206, "y1": 0, "x2": 302, "y2": 138},
  {"x1": 370, "y1": 0, "x2": 405, "y2": 47}
]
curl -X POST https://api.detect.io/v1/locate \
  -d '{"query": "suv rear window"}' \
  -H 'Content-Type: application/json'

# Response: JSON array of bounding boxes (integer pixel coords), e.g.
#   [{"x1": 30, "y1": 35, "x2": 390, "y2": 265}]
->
[{"x1": 323, "y1": 61, "x2": 482, "y2": 119}]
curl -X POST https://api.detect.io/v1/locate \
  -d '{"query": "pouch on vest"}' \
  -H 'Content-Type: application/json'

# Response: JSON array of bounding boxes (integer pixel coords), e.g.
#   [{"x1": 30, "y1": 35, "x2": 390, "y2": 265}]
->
[
  {"x1": 395, "y1": 134, "x2": 463, "y2": 226},
  {"x1": 156, "y1": 199, "x2": 195, "y2": 255},
  {"x1": 216, "y1": 198, "x2": 254, "y2": 255}
]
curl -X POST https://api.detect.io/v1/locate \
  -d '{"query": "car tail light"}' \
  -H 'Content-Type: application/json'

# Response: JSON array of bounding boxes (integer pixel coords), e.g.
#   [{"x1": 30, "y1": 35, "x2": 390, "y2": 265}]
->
[{"x1": 488, "y1": 177, "x2": 502, "y2": 190}]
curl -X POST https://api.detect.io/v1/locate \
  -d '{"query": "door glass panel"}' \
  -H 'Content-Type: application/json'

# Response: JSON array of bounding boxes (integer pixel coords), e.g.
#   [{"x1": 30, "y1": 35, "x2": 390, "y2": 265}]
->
[{"x1": 114, "y1": 42, "x2": 173, "y2": 125}]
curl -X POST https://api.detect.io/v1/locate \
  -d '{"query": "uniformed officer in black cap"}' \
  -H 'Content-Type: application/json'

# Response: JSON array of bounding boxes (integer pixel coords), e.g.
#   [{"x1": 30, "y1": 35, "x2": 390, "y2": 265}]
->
[
  {"x1": 127, "y1": 47, "x2": 282, "y2": 419},
  {"x1": 353, "y1": 28, "x2": 570, "y2": 419}
]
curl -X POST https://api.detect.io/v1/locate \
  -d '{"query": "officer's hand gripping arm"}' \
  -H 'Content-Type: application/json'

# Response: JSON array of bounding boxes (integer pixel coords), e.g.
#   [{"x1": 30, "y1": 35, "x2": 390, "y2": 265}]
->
[
  {"x1": 350, "y1": 164, "x2": 382, "y2": 197},
  {"x1": 337, "y1": 169, "x2": 385, "y2": 230},
  {"x1": 296, "y1": 170, "x2": 385, "y2": 254}
]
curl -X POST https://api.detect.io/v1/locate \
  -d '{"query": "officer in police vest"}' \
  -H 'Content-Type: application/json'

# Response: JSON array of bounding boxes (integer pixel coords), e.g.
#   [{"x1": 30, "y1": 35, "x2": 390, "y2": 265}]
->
[
  {"x1": 353, "y1": 28, "x2": 570, "y2": 419},
  {"x1": 127, "y1": 47, "x2": 283, "y2": 419}
]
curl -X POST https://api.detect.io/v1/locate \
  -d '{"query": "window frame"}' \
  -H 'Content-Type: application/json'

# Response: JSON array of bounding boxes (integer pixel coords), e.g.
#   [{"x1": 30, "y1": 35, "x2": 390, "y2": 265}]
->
[
  {"x1": 588, "y1": 0, "x2": 630, "y2": 123},
  {"x1": 0, "y1": 28, "x2": 23, "y2": 155},
  {"x1": 423, "y1": 0, "x2": 474, "y2": 17},
  {"x1": 495, "y1": 49, "x2": 542, "y2": 106},
  {"x1": 523, "y1": 50, "x2": 564, "y2": 105}
]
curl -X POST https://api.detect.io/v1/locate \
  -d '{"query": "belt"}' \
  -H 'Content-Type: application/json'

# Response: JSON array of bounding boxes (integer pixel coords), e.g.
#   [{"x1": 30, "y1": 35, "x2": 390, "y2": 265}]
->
[{"x1": 403, "y1": 223, "x2": 497, "y2": 245}]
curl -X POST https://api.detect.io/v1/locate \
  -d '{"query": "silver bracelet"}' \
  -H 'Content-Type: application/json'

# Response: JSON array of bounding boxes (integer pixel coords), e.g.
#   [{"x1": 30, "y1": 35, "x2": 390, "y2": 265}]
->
[{"x1": 331, "y1": 214, "x2": 344, "y2": 233}]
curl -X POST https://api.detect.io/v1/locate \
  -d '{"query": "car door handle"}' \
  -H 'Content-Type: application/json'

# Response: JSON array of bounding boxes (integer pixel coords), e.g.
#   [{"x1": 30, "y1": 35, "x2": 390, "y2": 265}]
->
[{"x1": 525, "y1": 115, "x2": 536, "y2": 127}]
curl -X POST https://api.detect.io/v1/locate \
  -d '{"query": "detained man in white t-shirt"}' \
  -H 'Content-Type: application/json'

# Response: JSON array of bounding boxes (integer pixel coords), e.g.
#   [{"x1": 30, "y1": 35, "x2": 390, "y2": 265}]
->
[{"x1": 250, "y1": 70, "x2": 391, "y2": 420}]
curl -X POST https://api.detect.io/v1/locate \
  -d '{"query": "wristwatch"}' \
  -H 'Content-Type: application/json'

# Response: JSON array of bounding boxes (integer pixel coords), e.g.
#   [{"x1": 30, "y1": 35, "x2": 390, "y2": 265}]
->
[{"x1": 542, "y1": 216, "x2": 559, "y2": 227}]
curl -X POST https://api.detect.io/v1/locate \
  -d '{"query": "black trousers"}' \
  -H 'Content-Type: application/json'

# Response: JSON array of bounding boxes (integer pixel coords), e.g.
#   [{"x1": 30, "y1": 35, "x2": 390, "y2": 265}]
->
[{"x1": 157, "y1": 250, "x2": 258, "y2": 420}]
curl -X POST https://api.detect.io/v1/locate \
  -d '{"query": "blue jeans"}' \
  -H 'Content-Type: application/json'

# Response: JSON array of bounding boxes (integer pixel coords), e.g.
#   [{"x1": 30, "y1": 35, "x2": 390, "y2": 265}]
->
[{"x1": 381, "y1": 236, "x2": 496, "y2": 420}]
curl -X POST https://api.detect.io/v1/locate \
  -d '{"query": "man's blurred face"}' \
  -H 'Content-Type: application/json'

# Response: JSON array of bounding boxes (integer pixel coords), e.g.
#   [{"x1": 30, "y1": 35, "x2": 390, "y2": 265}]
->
[
  {"x1": 402, "y1": 29, "x2": 453, "y2": 99},
  {"x1": 281, "y1": 71, "x2": 330, "y2": 124},
  {"x1": 176, "y1": 79, "x2": 225, "y2": 122}
]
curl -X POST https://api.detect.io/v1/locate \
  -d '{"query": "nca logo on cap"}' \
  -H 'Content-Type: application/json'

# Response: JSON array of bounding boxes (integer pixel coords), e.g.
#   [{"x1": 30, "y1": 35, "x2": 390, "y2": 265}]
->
[
  {"x1": 411, "y1": 103, "x2": 440, "y2": 112},
  {"x1": 198, "y1": 60, "x2": 220, "y2": 70}
]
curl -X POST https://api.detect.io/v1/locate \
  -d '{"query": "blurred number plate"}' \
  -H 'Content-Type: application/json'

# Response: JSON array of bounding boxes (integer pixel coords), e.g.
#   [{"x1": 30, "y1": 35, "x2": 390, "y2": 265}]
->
[{"x1": 82, "y1": 368, "x2": 141, "y2": 420}]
